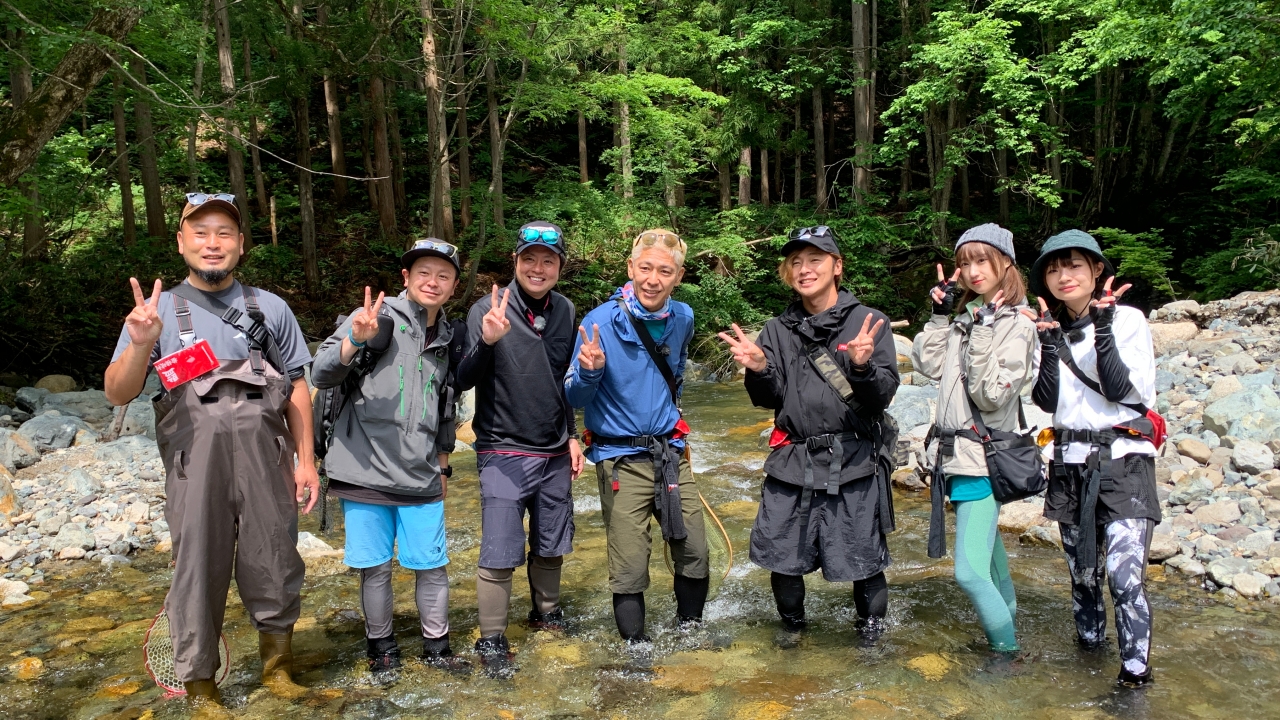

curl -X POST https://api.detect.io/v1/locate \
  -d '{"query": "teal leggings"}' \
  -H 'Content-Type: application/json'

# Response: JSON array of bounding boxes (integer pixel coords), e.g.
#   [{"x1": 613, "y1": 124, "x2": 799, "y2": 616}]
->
[{"x1": 953, "y1": 494, "x2": 1019, "y2": 651}]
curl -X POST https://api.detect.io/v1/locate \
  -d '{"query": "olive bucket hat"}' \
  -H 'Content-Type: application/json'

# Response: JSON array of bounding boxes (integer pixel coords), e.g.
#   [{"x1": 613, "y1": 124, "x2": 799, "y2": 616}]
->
[{"x1": 1029, "y1": 229, "x2": 1116, "y2": 300}]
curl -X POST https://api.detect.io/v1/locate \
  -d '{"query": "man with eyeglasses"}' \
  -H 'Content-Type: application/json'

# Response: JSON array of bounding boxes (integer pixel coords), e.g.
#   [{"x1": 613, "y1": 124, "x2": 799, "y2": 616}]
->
[
  {"x1": 311, "y1": 238, "x2": 466, "y2": 675},
  {"x1": 565, "y1": 228, "x2": 709, "y2": 649},
  {"x1": 104, "y1": 193, "x2": 318, "y2": 706},
  {"x1": 454, "y1": 221, "x2": 583, "y2": 676}
]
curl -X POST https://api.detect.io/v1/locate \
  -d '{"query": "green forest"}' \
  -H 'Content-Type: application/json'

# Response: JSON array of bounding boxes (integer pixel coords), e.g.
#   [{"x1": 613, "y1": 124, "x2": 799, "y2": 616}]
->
[{"x1": 0, "y1": 0, "x2": 1277, "y2": 384}]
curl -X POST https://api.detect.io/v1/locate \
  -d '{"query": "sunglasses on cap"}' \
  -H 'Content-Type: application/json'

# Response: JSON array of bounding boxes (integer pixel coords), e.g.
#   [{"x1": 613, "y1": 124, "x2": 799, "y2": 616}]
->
[
  {"x1": 520, "y1": 227, "x2": 561, "y2": 244},
  {"x1": 789, "y1": 225, "x2": 833, "y2": 240},
  {"x1": 409, "y1": 239, "x2": 459, "y2": 258},
  {"x1": 634, "y1": 230, "x2": 684, "y2": 249},
  {"x1": 186, "y1": 192, "x2": 237, "y2": 205}
]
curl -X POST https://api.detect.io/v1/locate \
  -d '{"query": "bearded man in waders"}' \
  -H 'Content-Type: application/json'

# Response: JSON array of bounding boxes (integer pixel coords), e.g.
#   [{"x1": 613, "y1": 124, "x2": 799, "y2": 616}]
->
[
  {"x1": 104, "y1": 194, "x2": 319, "y2": 707},
  {"x1": 455, "y1": 222, "x2": 585, "y2": 676},
  {"x1": 565, "y1": 229, "x2": 709, "y2": 648}
]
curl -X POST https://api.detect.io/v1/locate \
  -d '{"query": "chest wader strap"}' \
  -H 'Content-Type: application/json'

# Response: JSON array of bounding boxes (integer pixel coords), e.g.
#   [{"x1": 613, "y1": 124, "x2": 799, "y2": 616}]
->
[
  {"x1": 174, "y1": 296, "x2": 196, "y2": 349},
  {"x1": 797, "y1": 433, "x2": 847, "y2": 548},
  {"x1": 1056, "y1": 428, "x2": 1120, "y2": 570},
  {"x1": 240, "y1": 285, "x2": 267, "y2": 375},
  {"x1": 609, "y1": 443, "x2": 688, "y2": 543}
]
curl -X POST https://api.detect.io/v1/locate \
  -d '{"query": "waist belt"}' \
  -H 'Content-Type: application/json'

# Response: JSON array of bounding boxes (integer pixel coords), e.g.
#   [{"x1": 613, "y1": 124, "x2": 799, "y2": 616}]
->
[
  {"x1": 926, "y1": 426, "x2": 986, "y2": 558},
  {"x1": 603, "y1": 434, "x2": 687, "y2": 542},
  {"x1": 790, "y1": 431, "x2": 863, "y2": 546},
  {"x1": 1054, "y1": 427, "x2": 1123, "y2": 569}
]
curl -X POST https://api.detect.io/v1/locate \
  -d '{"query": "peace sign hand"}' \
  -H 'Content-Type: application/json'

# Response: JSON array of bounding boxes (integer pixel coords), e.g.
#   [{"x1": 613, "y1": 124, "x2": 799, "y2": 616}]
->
[
  {"x1": 1020, "y1": 296, "x2": 1062, "y2": 343},
  {"x1": 717, "y1": 323, "x2": 767, "y2": 373},
  {"x1": 125, "y1": 277, "x2": 164, "y2": 348},
  {"x1": 577, "y1": 324, "x2": 606, "y2": 371},
  {"x1": 848, "y1": 313, "x2": 885, "y2": 367},
  {"x1": 481, "y1": 284, "x2": 513, "y2": 345},
  {"x1": 974, "y1": 289, "x2": 1006, "y2": 327},
  {"x1": 1089, "y1": 276, "x2": 1131, "y2": 329},
  {"x1": 350, "y1": 286, "x2": 386, "y2": 345},
  {"x1": 930, "y1": 264, "x2": 962, "y2": 315}
]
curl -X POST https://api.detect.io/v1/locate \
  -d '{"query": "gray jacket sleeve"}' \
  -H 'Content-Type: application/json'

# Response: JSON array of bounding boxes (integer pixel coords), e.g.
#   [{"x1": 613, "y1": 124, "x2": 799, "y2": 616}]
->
[
  {"x1": 310, "y1": 311, "x2": 360, "y2": 389},
  {"x1": 911, "y1": 314, "x2": 952, "y2": 381},
  {"x1": 964, "y1": 310, "x2": 1037, "y2": 413}
]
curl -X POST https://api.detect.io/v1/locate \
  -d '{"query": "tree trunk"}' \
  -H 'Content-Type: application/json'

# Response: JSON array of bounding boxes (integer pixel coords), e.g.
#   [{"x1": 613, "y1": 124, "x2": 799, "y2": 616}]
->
[
  {"x1": 420, "y1": 0, "x2": 455, "y2": 241},
  {"x1": 0, "y1": 7, "x2": 144, "y2": 187},
  {"x1": 243, "y1": 38, "x2": 268, "y2": 217},
  {"x1": 959, "y1": 161, "x2": 969, "y2": 218},
  {"x1": 188, "y1": 0, "x2": 209, "y2": 192},
  {"x1": 1154, "y1": 116, "x2": 1180, "y2": 183},
  {"x1": 485, "y1": 59, "x2": 505, "y2": 229},
  {"x1": 213, "y1": 0, "x2": 253, "y2": 247},
  {"x1": 812, "y1": 87, "x2": 828, "y2": 212},
  {"x1": 387, "y1": 98, "x2": 406, "y2": 212},
  {"x1": 923, "y1": 97, "x2": 958, "y2": 244},
  {"x1": 361, "y1": 89, "x2": 379, "y2": 215},
  {"x1": 852, "y1": 0, "x2": 874, "y2": 198},
  {"x1": 618, "y1": 29, "x2": 633, "y2": 199},
  {"x1": 8, "y1": 29, "x2": 42, "y2": 254},
  {"x1": 294, "y1": 97, "x2": 320, "y2": 295},
  {"x1": 452, "y1": 16, "x2": 471, "y2": 230},
  {"x1": 737, "y1": 146, "x2": 751, "y2": 206},
  {"x1": 130, "y1": 59, "x2": 167, "y2": 239},
  {"x1": 367, "y1": 73, "x2": 398, "y2": 240},
  {"x1": 761, "y1": 148, "x2": 771, "y2": 207},
  {"x1": 794, "y1": 103, "x2": 802, "y2": 205},
  {"x1": 578, "y1": 110, "x2": 589, "y2": 183},
  {"x1": 112, "y1": 72, "x2": 137, "y2": 245},
  {"x1": 318, "y1": 5, "x2": 348, "y2": 205},
  {"x1": 996, "y1": 145, "x2": 1009, "y2": 226},
  {"x1": 718, "y1": 162, "x2": 731, "y2": 211}
]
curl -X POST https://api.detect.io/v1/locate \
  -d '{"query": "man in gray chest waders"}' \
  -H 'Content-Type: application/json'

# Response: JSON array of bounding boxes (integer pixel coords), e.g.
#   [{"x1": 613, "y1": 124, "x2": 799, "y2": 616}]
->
[{"x1": 105, "y1": 194, "x2": 319, "y2": 707}]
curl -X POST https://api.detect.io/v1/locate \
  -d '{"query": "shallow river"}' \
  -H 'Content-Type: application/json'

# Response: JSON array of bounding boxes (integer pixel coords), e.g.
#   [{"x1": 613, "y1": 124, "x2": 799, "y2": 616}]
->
[{"x1": 2, "y1": 384, "x2": 1279, "y2": 719}]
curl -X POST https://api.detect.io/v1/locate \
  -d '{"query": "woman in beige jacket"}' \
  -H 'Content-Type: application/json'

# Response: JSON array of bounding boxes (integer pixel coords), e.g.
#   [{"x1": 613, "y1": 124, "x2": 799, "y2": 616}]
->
[{"x1": 911, "y1": 224, "x2": 1037, "y2": 654}]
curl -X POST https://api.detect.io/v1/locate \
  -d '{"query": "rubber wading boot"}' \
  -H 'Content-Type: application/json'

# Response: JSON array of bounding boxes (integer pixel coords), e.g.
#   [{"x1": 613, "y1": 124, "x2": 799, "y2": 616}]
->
[
  {"x1": 260, "y1": 630, "x2": 307, "y2": 698},
  {"x1": 421, "y1": 635, "x2": 471, "y2": 673},
  {"x1": 475, "y1": 633, "x2": 515, "y2": 679},
  {"x1": 1117, "y1": 668, "x2": 1154, "y2": 687},
  {"x1": 184, "y1": 678, "x2": 222, "y2": 706},
  {"x1": 367, "y1": 636, "x2": 402, "y2": 675},
  {"x1": 527, "y1": 607, "x2": 567, "y2": 632}
]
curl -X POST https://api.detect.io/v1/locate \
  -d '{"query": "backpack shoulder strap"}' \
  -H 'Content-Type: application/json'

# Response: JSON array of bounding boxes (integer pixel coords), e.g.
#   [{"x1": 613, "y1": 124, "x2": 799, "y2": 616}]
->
[
  {"x1": 802, "y1": 340, "x2": 861, "y2": 411},
  {"x1": 616, "y1": 299, "x2": 680, "y2": 406}
]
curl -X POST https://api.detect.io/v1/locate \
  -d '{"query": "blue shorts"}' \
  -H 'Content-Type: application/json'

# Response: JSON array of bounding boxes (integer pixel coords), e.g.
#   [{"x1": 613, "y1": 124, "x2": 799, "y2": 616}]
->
[{"x1": 341, "y1": 499, "x2": 449, "y2": 570}]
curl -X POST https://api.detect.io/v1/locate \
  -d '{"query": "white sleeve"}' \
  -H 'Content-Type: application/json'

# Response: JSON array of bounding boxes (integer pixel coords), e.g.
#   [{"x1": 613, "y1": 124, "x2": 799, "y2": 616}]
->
[{"x1": 1114, "y1": 306, "x2": 1157, "y2": 407}]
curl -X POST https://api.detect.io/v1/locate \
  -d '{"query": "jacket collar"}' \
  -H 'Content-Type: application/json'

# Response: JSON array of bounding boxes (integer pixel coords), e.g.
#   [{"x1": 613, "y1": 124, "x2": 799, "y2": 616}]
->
[
  {"x1": 780, "y1": 288, "x2": 862, "y2": 342},
  {"x1": 384, "y1": 292, "x2": 452, "y2": 348}
]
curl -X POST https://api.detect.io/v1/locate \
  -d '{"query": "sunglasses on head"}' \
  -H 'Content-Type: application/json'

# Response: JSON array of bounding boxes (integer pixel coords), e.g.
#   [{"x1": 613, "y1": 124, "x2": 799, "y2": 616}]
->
[
  {"x1": 634, "y1": 231, "x2": 682, "y2": 249},
  {"x1": 410, "y1": 239, "x2": 458, "y2": 258},
  {"x1": 790, "y1": 225, "x2": 833, "y2": 240},
  {"x1": 187, "y1": 192, "x2": 237, "y2": 206},
  {"x1": 520, "y1": 227, "x2": 561, "y2": 244}
]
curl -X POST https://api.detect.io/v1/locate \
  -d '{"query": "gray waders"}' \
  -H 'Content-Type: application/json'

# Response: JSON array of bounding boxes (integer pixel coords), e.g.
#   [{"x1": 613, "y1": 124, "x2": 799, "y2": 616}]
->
[{"x1": 155, "y1": 357, "x2": 304, "y2": 683}]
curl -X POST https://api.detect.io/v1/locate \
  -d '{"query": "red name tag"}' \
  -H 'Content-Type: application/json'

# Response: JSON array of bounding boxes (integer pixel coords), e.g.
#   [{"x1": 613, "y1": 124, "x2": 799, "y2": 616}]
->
[{"x1": 154, "y1": 339, "x2": 221, "y2": 390}]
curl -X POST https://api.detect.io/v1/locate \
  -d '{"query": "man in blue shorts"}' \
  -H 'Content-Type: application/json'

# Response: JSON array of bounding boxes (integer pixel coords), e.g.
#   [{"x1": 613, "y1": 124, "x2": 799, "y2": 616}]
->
[{"x1": 312, "y1": 238, "x2": 464, "y2": 674}]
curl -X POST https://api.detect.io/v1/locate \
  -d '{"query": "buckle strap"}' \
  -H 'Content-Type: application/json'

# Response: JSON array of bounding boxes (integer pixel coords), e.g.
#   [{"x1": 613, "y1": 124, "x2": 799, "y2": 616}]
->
[{"x1": 592, "y1": 433, "x2": 671, "y2": 448}]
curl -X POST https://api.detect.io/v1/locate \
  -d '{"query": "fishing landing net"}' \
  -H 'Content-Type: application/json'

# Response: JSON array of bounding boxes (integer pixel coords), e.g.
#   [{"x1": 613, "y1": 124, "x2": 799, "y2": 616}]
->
[{"x1": 143, "y1": 608, "x2": 231, "y2": 695}]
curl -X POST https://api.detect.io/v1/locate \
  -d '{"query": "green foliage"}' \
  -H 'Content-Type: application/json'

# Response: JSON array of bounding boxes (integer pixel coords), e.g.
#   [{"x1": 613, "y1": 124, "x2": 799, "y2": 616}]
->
[{"x1": 1093, "y1": 227, "x2": 1176, "y2": 304}]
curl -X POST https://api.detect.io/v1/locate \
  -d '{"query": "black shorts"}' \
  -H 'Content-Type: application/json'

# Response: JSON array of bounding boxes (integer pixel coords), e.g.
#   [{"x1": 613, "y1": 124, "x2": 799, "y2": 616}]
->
[
  {"x1": 749, "y1": 475, "x2": 890, "y2": 582},
  {"x1": 1045, "y1": 454, "x2": 1161, "y2": 526},
  {"x1": 476, "y1": 452, "x2": 575, "y2": 569}
]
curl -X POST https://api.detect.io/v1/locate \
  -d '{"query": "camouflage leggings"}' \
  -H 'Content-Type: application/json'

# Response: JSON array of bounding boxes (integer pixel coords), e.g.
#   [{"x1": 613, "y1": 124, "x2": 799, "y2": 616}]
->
[{"x1": 1059, "y1": 519, "x2": 1154, "y2": 676}]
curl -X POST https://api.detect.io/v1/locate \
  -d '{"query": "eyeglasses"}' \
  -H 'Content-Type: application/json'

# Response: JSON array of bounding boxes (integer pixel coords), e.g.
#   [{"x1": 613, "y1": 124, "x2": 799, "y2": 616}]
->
[
  {"x1": 634, "y1": 230, "x2": 685, "y2": 251},
  {"x1": 790, "y1": 225, "x2": 833, "y2": 240},
  {"x1": 520, "y1": 227, "x2": 561, "y2": 244},
  {"x1": 410, "y1": 239, "x2": 458, "y2": 258},
  {"x1": 186, "y1": 192, "x2": 237, "y2": 205}
]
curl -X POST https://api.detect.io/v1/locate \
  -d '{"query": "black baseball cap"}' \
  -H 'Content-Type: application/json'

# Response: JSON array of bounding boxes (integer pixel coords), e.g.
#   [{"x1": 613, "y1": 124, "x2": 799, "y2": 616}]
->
[
  {"x1": 780, "y1": 225, "x2": 842, "y2": 257},
  {"x1": 515, "y1": 222, "x2": 566, "y2": 259},
  {"x1": 401, "y1": 238, "x2": 461, "y2": 273}
]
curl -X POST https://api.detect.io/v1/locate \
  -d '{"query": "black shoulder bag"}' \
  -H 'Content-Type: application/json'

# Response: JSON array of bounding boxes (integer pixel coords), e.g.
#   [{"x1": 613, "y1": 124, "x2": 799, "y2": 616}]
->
[{"x1": 963, "y1": 390, "x2": 1046, "y2": 502}]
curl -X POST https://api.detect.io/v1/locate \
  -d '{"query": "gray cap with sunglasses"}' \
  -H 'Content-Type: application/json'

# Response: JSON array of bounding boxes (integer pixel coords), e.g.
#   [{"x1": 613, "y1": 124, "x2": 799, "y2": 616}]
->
[
  {"x1": 401, "y1": 238, "x2": 461, "y2": 272},
  {"x1": 181, "y1": 192, "x2": 241, "y2": 225},
  {"x1": 515, "y1": 222, "x2": 566, "y2": 258},
  {"x1": 780, "y1": 225, "x2": 841, "y2": 257}
]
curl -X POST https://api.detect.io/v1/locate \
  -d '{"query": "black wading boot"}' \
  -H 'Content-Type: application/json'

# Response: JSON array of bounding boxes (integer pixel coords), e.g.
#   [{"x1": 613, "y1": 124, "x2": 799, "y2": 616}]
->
[
  {"x1": 421, "y1": 634, "x2": 471, "y2": 673},
  {"x1": 366, "y1": 635, "x2": 402, "y2": 675},
  {"x1": 474, "y1": 633, "x2": 515, "y2": 679},
  {"x1": 528, "y1": 607, "x2": 568, "y2": 632}
]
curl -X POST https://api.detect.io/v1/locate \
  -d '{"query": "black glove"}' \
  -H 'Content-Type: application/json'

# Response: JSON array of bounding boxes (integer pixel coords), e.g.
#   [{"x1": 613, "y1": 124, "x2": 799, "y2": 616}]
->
[
  {"x1": 1090, "y1": 297, "x2": 1117, "y2": 333},
  {"x1": 1034, "y1": 308, "x2": 1062, "y2": 345},
  {"x1": 974, "y1": 300, "x2": 999, "y2": 327},
  {"x1": 931, "y1": 280, "x2": 959, "y2": 315}
]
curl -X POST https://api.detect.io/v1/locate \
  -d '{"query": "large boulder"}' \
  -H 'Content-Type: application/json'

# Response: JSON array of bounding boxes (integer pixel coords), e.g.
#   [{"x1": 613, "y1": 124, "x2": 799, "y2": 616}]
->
[
  {"x1": 1177, "y1": 438, "x2": 1212, "y2": 465},
  {"x1": 1150, "y1": 322, "x2": 1199, "y2": 356},
  {"x1": 1160, "y1": 300, "x2": 1201, "y2": 320},
  {"x1": 1149, "y1": 533, "x2": 1180, "y2": 561},
  {"x1": 41, "y1": 390, "x2": 114, "y2": 427},
  {"x1": 1232, "y1": 440, "x2": 1276, "y2": 475},
  {"x1": 93, "y1": 434, "x2": 160, "y2": 465},
  {"x1": 118, "y1": 400, "x2": 155, "y2": 440},
  {"x1": 1203, "y1": 388, "x2": 1280, "y2": 442},
  {"x1": 17, "y1": 412, "x2": 94, "y2": 452},
  {"x1": 1213, "y1": 353, "x2": 1262, "y2": 375},
  {"x1": 998, "y1": 500, "x2": 1046, "y2": 533},
  {"x1": 0, "y1": 465, "x2": 19, "y2": 518},
  {"x1": 0, "y1": 429, "x2": 40, "y2": 473},
  {"x1": 48, "y1": 523, "x2": 95, "y2": 552},
  {"x1": 887, "y1": 385, "x2": 938, "y2": 430},
  {"x1": 14, "y1": 387, "x2": 48, "y2": 414},
  {"x1": 34, "y1": 375, "x2": 76, "y2": 393},
  {"x1": 1193, "y1": 499, "x2": 1243, "y2": 526}
]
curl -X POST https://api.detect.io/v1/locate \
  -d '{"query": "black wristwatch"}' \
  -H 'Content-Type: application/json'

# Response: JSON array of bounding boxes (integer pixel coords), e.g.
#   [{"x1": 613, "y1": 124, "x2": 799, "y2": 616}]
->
[{"x1": 440, "y1": 465, "x2": 453, "y2": 478}]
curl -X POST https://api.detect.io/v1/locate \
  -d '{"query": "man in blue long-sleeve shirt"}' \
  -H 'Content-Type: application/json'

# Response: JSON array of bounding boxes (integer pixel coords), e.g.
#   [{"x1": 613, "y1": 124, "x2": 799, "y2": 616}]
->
[{"x1": 565, "y1": 229, "x2": 709, "y2": 644}]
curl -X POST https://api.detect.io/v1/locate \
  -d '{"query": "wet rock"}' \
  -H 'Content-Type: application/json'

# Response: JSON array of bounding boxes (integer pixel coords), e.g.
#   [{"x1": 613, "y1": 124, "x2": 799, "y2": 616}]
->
[
  {"x1": 18, "y1": 412, "x2": 94, "y2": 452},
  {"x1": 49, "y1": 523, "x2": 95, "y2": 552},
  {"x1": 101, "y1": 554, "x2": 132, "y2": 569},
  {"x1": 1208, "y1": 557, "x2": 1251, "y2": 586},
  {"x1": 1150, "y1": 534, "x2": 1180, "y2": 561},
  {"x1": 0, "y1": 578, "x2": 33, "y2": 606},
  {"x1": 1194, "y1": 500, "x2": 1243, "y2": 526},
  {"x1": 0, "y1": 429, "x2": 40, "y2": 472},
  {"x1": 35, "y1": 375, "x2": 77, "y2": 393},
  {"x1": 1232, "y1": 440, "x2": 1276, "y2": 474},
  {"x1": 7, "y1": 656, "x2": 43, "y2": 681},
  {"x1": 1233, "y1": 572, "x2": 1265, "y2": 598},
  {"x1": 997, "y1": 500, "x2": 1045, "y2": 533},
  {"x1": 905, "y1": 653, "x2": 955, "y2": 681},
  {"x1": 1020, "y1": 524, "x2": 1062, "y2": 549},
  {"x1": 891, "y1": 467, "x2": 926, "y2": 492},
  {"x1": 1178, "y1": 438, "x2": 1212, "y2": 464}
]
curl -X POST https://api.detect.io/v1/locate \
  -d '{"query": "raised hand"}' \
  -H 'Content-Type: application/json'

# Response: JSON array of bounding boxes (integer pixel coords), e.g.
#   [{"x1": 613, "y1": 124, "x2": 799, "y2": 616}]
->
[
  {"x1": 1089, "y1": 276, "x2": 1131, "y2": 325},
  {"x1": 930, "y1": 264, "x2": 962, "y2": 315},
  {"x1": 848, "y1": 313, "x2": 885, "y2": 367},
  {"x1": 717, "y1": 323, "x2": 767, "y2": 373},
  {"x1": 481, "y1": 284, "x2": 513, "y2": 345},
  {"x1": 350, "y1": 286, "x2": 386, "y2": 345},
  {"x1": 125, "y1": 277, "x2": 164, "y2": 348},
  {"x1": 974, "y1": 289, "x2": 1006, "y2": 327},
  {"x1": 1020, "y1": 296, "x2": 1062, "y2": 342},
  {"x1": 577, "y1": 324, "x2": 606, "y2": 370}
]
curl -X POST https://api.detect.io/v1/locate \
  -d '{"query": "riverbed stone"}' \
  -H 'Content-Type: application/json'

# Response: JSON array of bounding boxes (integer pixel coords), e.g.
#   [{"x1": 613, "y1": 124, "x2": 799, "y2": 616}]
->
[
  {"x1": 34, "y1": 375, "x2": 76, "y2": 394},
  {"x1": 1170, "y1": 476, "x2": 1214, "y2": 505},
  {"x1": 887, "y1": 385, "x2": 937, "y2": 430},
  {"x1": 1208, "y1": 556, "x2": 1252, "y2": 586},
  {"x1": 1151, "y1": 322, "x2": 1200, "y2": 355},
  {"x1": 1241, "y1": 531, "x2": 1276, "y2": 555},
  {"x1": 0, "y1": 429, "x2": 39, "y2": 472},
  {"x1": 1208, "y1": 376, "x2": 1245, "y2": 403},
  {"x1": 1178, "y1": 438, "x2": 1212, "y2": 464},
  {"x1": 93, "y1": 435, "x2": 159, "y2": 465},
  {"x1": 18, "y1": 413, "x2": 94, "y2": 452},
  {"x1": 1233, "y1": 572, "x2": 1265, "y2": 598},
  {"x1": 37, "y1": 511, "x2": 68, "y2": 535},
  {"x1": 64, "y1": 469, "x2": 101, "y2": 495},
  {"x1": 1204, "y1": 387, "x2": 1280, "y2": 441},
  {"x1": 1020, "y1": 524, "x2": 1062, "y2": 549},
  {"x1": 1232, "y1": 440, "x2": 1276, "y2": 474},
  {"x1": 14, "y1": 387, "x2": 49, "y2": 413},
  {"x1": 1208, "y1": 446, "x2": 1235, "y2": 468},
  {"x1": 58, "y1": 546, "x2": 86, "y2": 560},
  {"x1": 1194, "y1": 500, "x2": 1242, "y2": 526},
  {"x1": 1150, "y1": 533, "x2": 1180, "y2": 561},
  {"x1": 998, "y1": 501, "x2": 1046, "y2": 533},
  {"x1": 49, "y1": 523, "x2": 95, "y2": 552}
]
